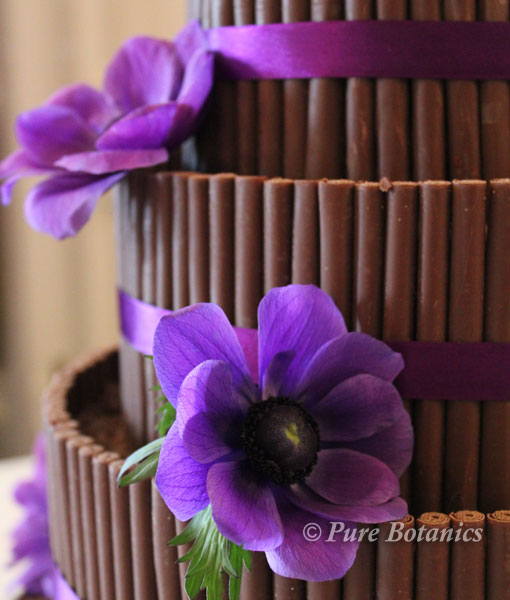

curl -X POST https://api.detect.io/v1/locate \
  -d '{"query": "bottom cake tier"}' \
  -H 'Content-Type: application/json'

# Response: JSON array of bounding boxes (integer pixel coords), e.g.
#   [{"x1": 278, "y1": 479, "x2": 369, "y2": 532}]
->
[{"x1": 42, "y1": 349, "x2": 510, "y2": 600}]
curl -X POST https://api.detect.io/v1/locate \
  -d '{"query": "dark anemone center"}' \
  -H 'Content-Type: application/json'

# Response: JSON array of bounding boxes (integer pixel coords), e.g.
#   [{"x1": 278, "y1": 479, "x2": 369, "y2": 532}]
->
[{"x1": 241, "y1": 397, "x2": 320, "y2": 485}]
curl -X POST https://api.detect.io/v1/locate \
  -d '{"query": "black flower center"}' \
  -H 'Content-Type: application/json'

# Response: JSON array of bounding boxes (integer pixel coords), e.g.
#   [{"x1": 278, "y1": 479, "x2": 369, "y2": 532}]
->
[{"x1": 241, "y1": 397, "x2": 320, "y2": 485}]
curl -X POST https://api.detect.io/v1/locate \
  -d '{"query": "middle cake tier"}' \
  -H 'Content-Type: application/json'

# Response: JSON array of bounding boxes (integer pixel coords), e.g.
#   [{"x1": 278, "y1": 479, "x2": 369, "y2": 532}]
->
[{"x1": 114, "y1": 170, "x2": 510, "y2": 517}]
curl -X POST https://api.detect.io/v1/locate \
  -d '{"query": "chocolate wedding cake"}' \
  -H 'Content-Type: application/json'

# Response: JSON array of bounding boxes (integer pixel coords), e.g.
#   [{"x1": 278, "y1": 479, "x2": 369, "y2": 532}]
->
[{"x1": 5, "y1": 1, "x2": 510, "y2": 599}]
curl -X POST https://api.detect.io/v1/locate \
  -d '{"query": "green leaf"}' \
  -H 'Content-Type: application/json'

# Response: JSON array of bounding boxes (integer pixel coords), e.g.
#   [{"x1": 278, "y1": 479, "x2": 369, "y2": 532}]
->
[
  {"x1": 156, "y1": 400, "x2": 176, "y2": 438},
  {"x1": 171, "y1": 506, "x2": 248, "y2": 600},
  {"x1": 117, "y1": 437, "x2": 163, "y2": 487}
]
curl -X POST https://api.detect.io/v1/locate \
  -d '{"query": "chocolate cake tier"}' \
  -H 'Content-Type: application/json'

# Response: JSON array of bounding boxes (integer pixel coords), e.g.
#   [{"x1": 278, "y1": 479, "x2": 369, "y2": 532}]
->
[
  {"x1": 115, "y1": 170, "x2": 510, "y2": 517},
  {"x1": 181, "y1": 0, "x2": 510, "y2": 182},
  {"x1": 43, "y1": 349, "x2": 510, "y2": 600}
]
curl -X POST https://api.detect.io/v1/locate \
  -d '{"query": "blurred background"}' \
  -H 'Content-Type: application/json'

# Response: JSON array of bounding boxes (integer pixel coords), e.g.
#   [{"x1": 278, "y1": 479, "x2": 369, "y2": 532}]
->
[{"x1": 0, "y1": 0, "x2": 186, "y2": 457}]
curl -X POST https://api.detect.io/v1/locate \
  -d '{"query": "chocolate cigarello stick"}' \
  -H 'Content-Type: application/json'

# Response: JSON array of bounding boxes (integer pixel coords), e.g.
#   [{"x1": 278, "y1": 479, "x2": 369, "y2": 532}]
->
[
  {"x1": 152, "y1": 481, "x2": 181, "y2": 600},
  {"x1": 240, "y1": 552, "x2": 273, "y2": 600},
  {"x1": 234, "y1": 0, "x2": 257, "y2": 174},
  {"x1": 282, "y1": 0, "x2": 309, "y2": 178},
  {"x1": 143, "y1": 183, "x2": 158, "y2": 442},
  {"x1": 318, "y1": 180, "x2": 354, "y2": 328},
  {"x1": 188, "y1": 175, "x2": 210, "y2": 304},
  {"x1": 66, "y1": 435, "x2": 93, "y2": 598},
  {"x1": 305, "y1": 0, "x2": 343, "y2": 179},
  {"x1": 343, "y1": 535, "x2": 375, "y2": 600},
  {"x1": 487, "y1": 510, "x2": 510, "y2": 600},
  {"x1": 109, "y1": 460, "x2": 134, "y2": 600},
  {"x1": 201, "y1": 0, "x2": 211, "y2": 28},
  {"x1": 445, "y1": 181, "x2": 487, "y2": 512},
  {"x1": 93, "y1": 451, "x2": 119, "y2": 600},
  {"x1": 410, "y1": 0, "x2": 445, "y2": 181},
  {"x1": 352, "y1": 183, "x2": 385, "y2": 337},
  {"x1": 79, "y1": 443, "x2": 104, "y2": 600},
  {"x1": 376, "y1": 515, "x2": 415, "y2": 600},
  {"x1": 450, "y1": 510, "x2": 486, "y2": 600},
  {"x1": 292, "y1": 180, "x2": 319, "y2": 285},
  {"x1": 345, "y1": 0, "x2": 375, "y2": 181},
  {"x1": 376, "y1": 0, "x2": 410, "y2": 180},
  {"x1": 154, "y1": 173, "x2": 173, "y2": 311},
  {"x1": 444, "y1": 1, "x2": 481, "y2": 179},
  {"x1": 188, "y1": 0, "x2": 201, "y2": 19},
  {"x1": 256, "y1": 0, "x2": 283, "y2": 177},
  {"x1": 129, "y1": 480, "x2": 158, "y2": 600},
  {"x1": 480, "y1": 180, "x2": 510, "y2": 511},
  {"x1": 415, "y1": 513, "x2": 450, "y2": 600},
  {"x1": 263, "y1": 179, "x2": 293, "y2": 292},
  {"x1": 172, "y1": 173, "x2": 191, "y2": 310},
  {"x1": 44, "y1": 429, "x2": 59, "y2": 564},
  {"x1": 54, "y1": 428, "x2": 79, "y2": 584},
  {"x1": 383, "y1": 182, "x2": 418, "y2": 502},
  {"x1": 210, "y1": 174, "x2": 236, "y2": 320},
  {"x1": 307, "y1": 581, "x2": 341, "y2": 600},
  {"x1": 234, "y1": 176, "x2": 265, "y2": 329},
  {"x1": 273, "y1": 576, "x2": 306, "y2": 600},
  {"x1": 413, "y1": 182, "x2": 450, "y2": 515},
  {"x1": 481, "y1": 1, "x2": 510, "y2": 179}
]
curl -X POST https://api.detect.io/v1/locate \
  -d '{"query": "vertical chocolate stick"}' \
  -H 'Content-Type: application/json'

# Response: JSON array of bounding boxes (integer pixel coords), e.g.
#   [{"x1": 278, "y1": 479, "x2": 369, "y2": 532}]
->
[
  {"x1": 410, "y1": 0, "x2": 445, "y2": 180},
  {"x1": 450, "y1": 511, "x2": 486, "y2": 600},
  {"x1": 481, "y1": 1, "x2": 510, "y2": 179},
  {"x1": 237, "y1": 176, "x2": 272, "y2": 600},
  {"x1": 201, "y1": 0, "x2": 211, "y2": 28},
  {"x1": 188, "y1": 175, "x2": 210, "y2": 304},
  {"x1": 152, "y1": 481, "x2": 181, "y2": 600},
  {"x1": 345, "y1": 0, "x2": 375, "y2": 181},
  {"x1": 376, "y1": 515, "x2": 415, "y2": 600},
  {"x1": 318, "y1": 180, "x2": 354, "y2": 328},
  {"x1": 480, "y1": 180, "x2": 510, "y2": 510},
  {"x1": 109, "y1": 459, "x2": 134, "y2": 600},
  {"x1": 445, "y1": 181, "x2": 486, "y2": 511},
  {"x1": 383, "y1": 183, "x2": 418, "y2": 503},
  {"x1": 256, "y1": 0, "x2": 283, "y2": 176},
  {"x1": 444, "y1": 0, "x2": 481, "y2": 179},
  {"x1": 210, "y1": 174, "x2": 236, "y2": 320},
  {"x1": 234, "y1": 0, "x2": 257, "y2": 174},
  {"x1": 154, "y1": 173, "x2": 173, "y2": 311},
  {"x1": 415, "y1": 513, "x2": 450, "y2": 600},
  {"x1": 263, "y1": 179, "x2": 293, "y2": 292},
  {"x1": 282, "y1": 0, "x2": 309, "y2": 178},
  {"x1": 376, "y1": 0, "x2": 410, "y2": 180},
  {"x1": 306, "y1": 0, "x2": 344, "y2": 179},
  {"x1": 487, "y1": 510, "x2": 510, "y2": 600},
  {"x1": 235, "y1": 176, "x2": 265, "y2": 329},
  {"x1": 292, "y1": 181, "x2": 320, "y2": 285},
  {"x1": 172, "y1": 174, "x2": 191, "y2": 310},
  {"x1": 413, "y1": 182, "x2": 450, "y2": 514}
]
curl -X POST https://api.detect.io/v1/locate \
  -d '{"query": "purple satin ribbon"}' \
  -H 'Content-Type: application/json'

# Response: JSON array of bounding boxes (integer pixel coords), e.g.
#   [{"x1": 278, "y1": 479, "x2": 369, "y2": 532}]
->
[
  {"x1": 53, "y1": 568, "x2": 79, "y2": 600},
  {"x1": 118, "y1": 289, "x2": 510, "y2": 402},
  {"x1": 207, "y1": 20, "x2": 510, "y2": 81}
]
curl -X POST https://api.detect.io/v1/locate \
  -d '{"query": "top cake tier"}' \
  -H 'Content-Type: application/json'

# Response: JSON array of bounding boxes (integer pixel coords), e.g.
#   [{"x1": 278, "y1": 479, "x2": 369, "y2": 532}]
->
[{"x1": 184, "y1": 0, "x2": 510, "y2": 181}]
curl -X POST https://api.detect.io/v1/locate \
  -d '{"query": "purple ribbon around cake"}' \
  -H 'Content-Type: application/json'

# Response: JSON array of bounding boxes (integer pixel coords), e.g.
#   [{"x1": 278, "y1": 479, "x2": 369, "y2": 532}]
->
[
  {"x1": 208, "y1": 20, "x2": 510, "y2": 81},
  {"x1": 118, "y1": 289, "x2": 510, "y2": 403}
]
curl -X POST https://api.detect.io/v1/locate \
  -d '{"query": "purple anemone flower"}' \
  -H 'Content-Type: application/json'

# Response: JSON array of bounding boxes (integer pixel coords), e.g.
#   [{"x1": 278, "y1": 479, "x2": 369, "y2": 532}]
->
[
  {"x1": 11, "y1": 434, "x2": 54, "y2": 597},
  {"x1": 154, "y1": 285, "x2": 413, "y2": 581},
  {"x1": 0, "y1": 21, "x2": 213, "y2": 239}
]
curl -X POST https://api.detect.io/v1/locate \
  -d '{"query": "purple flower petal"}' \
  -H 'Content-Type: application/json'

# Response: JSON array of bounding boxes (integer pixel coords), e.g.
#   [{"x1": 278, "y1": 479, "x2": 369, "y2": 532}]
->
[
  {"x1": 207, "y1": 459, "x2": 284, "y2": 551},
  {"x1": 16, "y1": 104, "x2": 96, "y2": 166},
  {"x1": 306, "y1": 448, "x2": 401, "y2": 506},
  {"x1": 153, "y1": 303, "x2": 254, "y2": 406},
  {"x1": 175, "y1": 20, "x2": 209, "y2": 64},
  {"x1": 155, "y1": 424, "x2": 209, "y2": 521},
  {"x1": 342, "y1": 412, "x2": 414, "y2": 478},
  {"x1": 104, "y1": 36, "x2": 183, "y2": 113},
  {"x1": 56, "y1": 147, "x2": 168, "y2": 174},
  {"x1": 296, "y1": 333, "x2": 404, "y2": 409},
  {"x1": 266, "y1": 498, "x2": 359, "y2": 581},
  {"x1": 95, "y1": 102, "x2": 189, "y2": 151},
  {"x1": 0, "y1": 150, "x2": 53, "y2": 205},
  {"x1": 311, "y1": 374, "x2": 405, "y2": 443},
  {"x1": 258, "y1": 285, "x2": 348, "y2": 396},
  {"x1": 177, "y1": 360, "x2": 246, "y2": 464},
  {"x1": 235, "y1": 327, "x2": 259, "y2": 384},
  {"x1": 286, "y1": 484, "x2": 407, "y2": 524},
  {"x1": 176, "y1": 49, "x2": 215, "y2": 117},
  {"x1": 25, "y1": 171, "x2": 124, "y2": 239},
  {"x1": 262, "y1": 350, "x2": 295, "y2": 400},
  {"x1": 47, "y1": 83, "x2": 119, "y2": 133}
]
